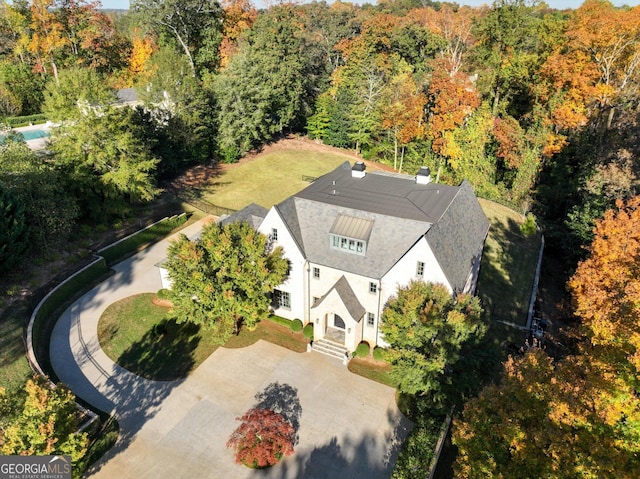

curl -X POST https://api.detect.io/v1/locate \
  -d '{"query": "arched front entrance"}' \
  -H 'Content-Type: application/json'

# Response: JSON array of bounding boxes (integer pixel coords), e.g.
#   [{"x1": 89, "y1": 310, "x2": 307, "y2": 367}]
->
[{"x1": 324, "y1": 313, "x2": 345, "y2": 344}]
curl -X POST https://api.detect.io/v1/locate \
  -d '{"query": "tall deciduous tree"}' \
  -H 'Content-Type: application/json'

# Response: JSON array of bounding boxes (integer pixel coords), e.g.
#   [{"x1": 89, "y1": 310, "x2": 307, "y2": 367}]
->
[
  {"x1": 454, "y1": 198, "x2": 640, "y2": 478},
  {"x1": 566, "y1": 0, "x2": 640, "y2": 125},
  {"x1": 569, "y1": 196, "x2": 640, "y2": 375},
  {"x1": 453, "y1": 349, "x2": 561, "y2": 479},
  {"x1": 0, "y1": 376, "x2": 88, "y2": 460},
  {"x1": 165, "y1": 221, "x2": 288, "y2": 343},
  {"x1": 0, "y1": 138, "x2": 78, "y2": 253},
  {"x1": 426, "y1": 57, "x2": 480, "y2": 159},
  {"x1": 50, "y1": 107, "x2": 159, "y2": 221},
  {"x1": 380, "y1": 66, "x2": 426, "y2": 172},
  {"x1": 213, "y1": 4, "x2": 308, "y2": 161},
  {"x1": 414, "y1": 5, "x2": 477, "y2": 75},
  {"x1": 380, "y1": 281, "x2": 484, "y2": 401},
  {"x1": 472, "y1": 0, "x2": 544, "y2": 117},
  {"x1": 132, "y1": 0, "x2": 223, "y2": 76},
  {"x1": 0, "y1": 182, "x2": 29, "y2": 273},
  {"x1": 42, "y1": 66, "x2": 115, "y2": 121},
  {"x1": 28, "y1": 0, "x2": 67, "y2": 80},
  {"x1": 219, "y1": 0, "x2": 256, "y2": 69}
]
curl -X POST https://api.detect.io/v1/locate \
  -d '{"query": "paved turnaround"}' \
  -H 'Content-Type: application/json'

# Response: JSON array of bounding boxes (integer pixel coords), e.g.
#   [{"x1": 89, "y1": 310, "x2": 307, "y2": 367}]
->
[{"x1": 50, "y1": 217, "x2": 412, "y2": 479}]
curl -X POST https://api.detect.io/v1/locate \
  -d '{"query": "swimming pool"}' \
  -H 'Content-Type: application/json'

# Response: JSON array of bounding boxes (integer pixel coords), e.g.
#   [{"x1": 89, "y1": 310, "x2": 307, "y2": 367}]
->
[{"x1": 20, "y1": 129, "x2": 49, "y2": 141}]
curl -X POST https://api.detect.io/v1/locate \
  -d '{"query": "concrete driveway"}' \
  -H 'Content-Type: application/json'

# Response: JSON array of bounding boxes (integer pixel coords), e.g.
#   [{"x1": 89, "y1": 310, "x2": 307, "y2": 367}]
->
[{"x1": 50, "y1": 218, "x2": 412, "y2": 478}]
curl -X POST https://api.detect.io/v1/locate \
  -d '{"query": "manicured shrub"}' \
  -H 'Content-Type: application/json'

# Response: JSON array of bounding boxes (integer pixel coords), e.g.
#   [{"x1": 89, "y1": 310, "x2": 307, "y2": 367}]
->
[
  {"x1": 520, "y1": 213, "x2": 537, "y2": 236},
  {"x1": 156, "y1": 289, "x2": 170, "y2": 300},
  {"x1": 268, "y1": 315, "x2": 292, "y2": 327},
  {"x1": 373, "y1": 346, "x2": 385, "y2": 362},
  {"x1": 291, "y1": 319, "x2": 303, "y2": 332},
  {"x1": 5, "y1": 114, "x2": 47, "y2": 127},
  {"x1": 303, "y1": 323, "x2": 314, "y2": 339},
  {"x1": 355, "y1": 341, "x2": 370, "y2": 357}
]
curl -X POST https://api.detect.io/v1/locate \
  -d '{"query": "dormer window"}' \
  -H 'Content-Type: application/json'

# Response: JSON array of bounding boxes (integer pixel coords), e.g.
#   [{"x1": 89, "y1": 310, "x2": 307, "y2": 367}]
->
[
  {"x1": 330, "y1": 234, "x2": 366, "y2": 255},
  {"x1": 329, "y1": 214, "x2": 373, "y2": 256}
]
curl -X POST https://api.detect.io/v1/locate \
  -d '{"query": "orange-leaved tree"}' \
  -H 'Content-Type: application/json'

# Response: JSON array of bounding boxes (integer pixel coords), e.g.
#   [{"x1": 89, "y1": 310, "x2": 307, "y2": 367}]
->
[
  {"x1": 380, "y1": 67, "x2": 426, "y2": 172},
  {"x1": 553, "y1": 0, "x2": 640, "y2": 128},
  {"x1": 219, "y1": 0, "x2": 257, "y2": 69},
  {"x1": 426, "y1": 57, "x2": 480, "y2": 159},
  {"x1": 569, "y1": 196, "x2": 640, "y2": 375},
  {"x1": 28, "y1": 0, "x2": 67, "y2": 80},
  {"x1": 226, "y1": 408, "x2": 295, "y2": 468},
  {"x1": 454, "y1": 197, "x2": 640, "y2": 478}
]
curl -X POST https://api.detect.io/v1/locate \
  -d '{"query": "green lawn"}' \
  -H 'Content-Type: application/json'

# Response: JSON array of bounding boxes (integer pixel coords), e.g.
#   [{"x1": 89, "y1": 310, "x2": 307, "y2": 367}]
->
[
  {"x1": 98, "y1": 294, "x2": 309, "y2": 380},
  {"x1": 347, "y1": 357, "x2": 396, "y2": 388},
  {"x1": 98, "y1": 294, "x2": 222, "y2": 380},
  {"x1": 477, "y1": 198, "x2": 542, "y2": 342},
  {"x1": 0, "y1": 300, "x2": 32, "y2": 392},
  {"x1": 201, "y1": 150, "x2": 356, "y2": 210}
]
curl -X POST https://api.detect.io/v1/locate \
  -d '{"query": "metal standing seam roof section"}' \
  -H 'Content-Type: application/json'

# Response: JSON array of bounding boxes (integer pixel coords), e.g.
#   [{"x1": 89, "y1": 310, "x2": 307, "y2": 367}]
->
[{"x1": 329, "y1": 214, "x2": 375, "y2": 241}]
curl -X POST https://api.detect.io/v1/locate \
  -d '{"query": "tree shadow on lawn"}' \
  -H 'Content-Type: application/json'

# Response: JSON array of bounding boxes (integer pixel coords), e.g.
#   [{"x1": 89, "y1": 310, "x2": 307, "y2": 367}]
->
[
  {"x1": 117, "y1": 318, "x2": 200, "y2": 381},
  {"x1": 478, "y1": 217, "x2": 541, "y2": 326}
]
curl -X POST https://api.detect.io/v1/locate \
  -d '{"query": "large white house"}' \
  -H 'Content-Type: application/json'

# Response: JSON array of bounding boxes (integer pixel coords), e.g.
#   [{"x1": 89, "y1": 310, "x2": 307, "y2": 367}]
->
[{"x1": 221, "y1": 161, "x2": 490, "y2": 354}]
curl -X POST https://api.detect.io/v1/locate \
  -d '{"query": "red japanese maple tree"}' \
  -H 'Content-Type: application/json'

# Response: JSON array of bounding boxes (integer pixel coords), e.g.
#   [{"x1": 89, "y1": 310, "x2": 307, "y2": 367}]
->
[{"x1": 226, "y1": 408, "x2": 295, "y2": 468}]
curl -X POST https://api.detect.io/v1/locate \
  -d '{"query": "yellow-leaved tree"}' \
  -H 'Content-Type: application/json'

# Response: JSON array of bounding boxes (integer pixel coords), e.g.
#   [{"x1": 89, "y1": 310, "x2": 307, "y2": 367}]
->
[{"x1": 454, "y1": 197, "x2": 640, "y2": 478}]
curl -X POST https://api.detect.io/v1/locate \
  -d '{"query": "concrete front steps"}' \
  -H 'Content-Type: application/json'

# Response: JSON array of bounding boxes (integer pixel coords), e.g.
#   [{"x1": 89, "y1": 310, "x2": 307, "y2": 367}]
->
[{"x1": 312, "y1": 338, "x2": 348, "y2": 361}]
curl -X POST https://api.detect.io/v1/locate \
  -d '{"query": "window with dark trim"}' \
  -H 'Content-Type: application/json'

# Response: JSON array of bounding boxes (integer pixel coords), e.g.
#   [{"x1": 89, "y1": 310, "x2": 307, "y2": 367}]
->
[
  {"x1": 313, "y1": 267, "x2": 320, "y2": 279},
  {"x1": 329, "y1": 234, "x2": 366, "y2": 255},
  {"x1": 271, "y1": 228, "x2": 278, "y2": 241},
  {"x1": 367, "y1": 312, "x2": 375, "y2": 326},
  {"x1": 416, "y1": 261, "x2": 425, "y2": 278},
  {"x1": 273, "y1": 289, "x2": 290, "y2": 309},
  {"x1": 369, "y1": 282, "x2": 377, "y2": 294}
]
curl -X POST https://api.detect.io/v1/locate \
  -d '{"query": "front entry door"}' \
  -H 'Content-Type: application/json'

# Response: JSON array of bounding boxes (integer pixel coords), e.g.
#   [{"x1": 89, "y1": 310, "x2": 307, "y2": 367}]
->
[{"x1": 333, "y1": 314, "x2": 345, "y2": 329}]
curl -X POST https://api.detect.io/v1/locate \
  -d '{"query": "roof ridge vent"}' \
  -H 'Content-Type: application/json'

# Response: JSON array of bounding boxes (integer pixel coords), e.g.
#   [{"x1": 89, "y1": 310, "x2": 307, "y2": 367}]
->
[
  {"x1": 351, "y1": 161, "x2": 366, "y2": 179},
  {"x1": 416, "y1": 166, "x2": 431, "y2": 185}
]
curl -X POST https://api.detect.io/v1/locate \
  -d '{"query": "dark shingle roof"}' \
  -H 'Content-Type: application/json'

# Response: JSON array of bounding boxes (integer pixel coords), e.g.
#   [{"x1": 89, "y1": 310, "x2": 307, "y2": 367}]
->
[
  {"x1": 274, "y1": 197, "x2": 304, "y2": 252},
  {"x1": 425, "y1": 180, "x2": 490, "y2": 292},
  {"x1": 296, "y1": 162, "x2": 459, "y2": 223},
  {"x1": 220, "y1": 203, "x2": 268, "y2": 230},
  {"x1": 312, "y1": 276, "x2": 366, "y2": 322},
  {"x1": 116, "y1": 88, "x2": 138, "y2": 104},
  {"x1": 247, "y1": 162, "x2": 488, "y2": 284},
  {"x1": 286, "y1": 198, "x2": 428, "y2": 278}
]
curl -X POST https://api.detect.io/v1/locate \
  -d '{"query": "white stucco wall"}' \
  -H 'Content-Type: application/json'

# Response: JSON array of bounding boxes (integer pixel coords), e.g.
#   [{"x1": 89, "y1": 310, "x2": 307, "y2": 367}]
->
[
  {"x1": 308, "y1": 263, "x2": 380, "y2": 349},
  {"x1": 378, "y1": 237, "x2": 452, "y2": 345},
  {"x1": 381, "y1": 237, "x2": 451, "y2": 295},
  {"x1": 258, "y1": 208, "x2": 307, "y2": 321}
]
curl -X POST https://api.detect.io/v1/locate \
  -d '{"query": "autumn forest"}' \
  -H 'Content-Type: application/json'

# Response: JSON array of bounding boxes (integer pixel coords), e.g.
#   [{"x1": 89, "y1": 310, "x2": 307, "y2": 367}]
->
[{"x1": 0, "y1": 0, "x2": 639, "y2": 476}]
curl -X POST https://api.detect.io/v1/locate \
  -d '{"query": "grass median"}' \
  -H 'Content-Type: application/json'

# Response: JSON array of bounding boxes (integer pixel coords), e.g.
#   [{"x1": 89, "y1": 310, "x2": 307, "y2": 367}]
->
[{"x1": 97, "y1": 294, "x2": 308, "y2": 380}]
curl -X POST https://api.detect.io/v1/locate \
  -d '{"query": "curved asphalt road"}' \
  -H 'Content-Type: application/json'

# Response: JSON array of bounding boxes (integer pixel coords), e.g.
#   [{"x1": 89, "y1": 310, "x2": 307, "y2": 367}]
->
[{"x1": 50, "y1": 217, "x2": 412, "y2": 479}]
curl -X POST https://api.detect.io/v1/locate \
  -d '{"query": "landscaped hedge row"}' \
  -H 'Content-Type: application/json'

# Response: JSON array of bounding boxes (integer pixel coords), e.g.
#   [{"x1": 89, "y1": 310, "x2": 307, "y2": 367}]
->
[
  {"x1": 267, "y1": 316, "x2": 307, "y2": 334},
  {"x1": 4, "y1": 114, "x2": 48, "y2": 127},
  {"x1": 99, "y1": 213, "x2": 188, "y2": 266}
]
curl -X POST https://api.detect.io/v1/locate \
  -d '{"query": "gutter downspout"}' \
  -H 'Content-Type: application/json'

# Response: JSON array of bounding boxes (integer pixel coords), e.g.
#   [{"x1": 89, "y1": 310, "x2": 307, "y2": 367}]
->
[
  {"x1": 306, "y1": 260, "x2": 311, "y2": 326},
  {"x1": 375, "y1": 279, "x2": 382, "y2": 345}
]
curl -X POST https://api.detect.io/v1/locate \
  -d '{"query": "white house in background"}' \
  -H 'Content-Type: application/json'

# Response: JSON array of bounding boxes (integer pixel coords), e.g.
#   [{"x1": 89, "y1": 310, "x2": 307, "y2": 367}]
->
[{"x1": 220, "y1": 161, "x2": 490, "y2": 354}]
